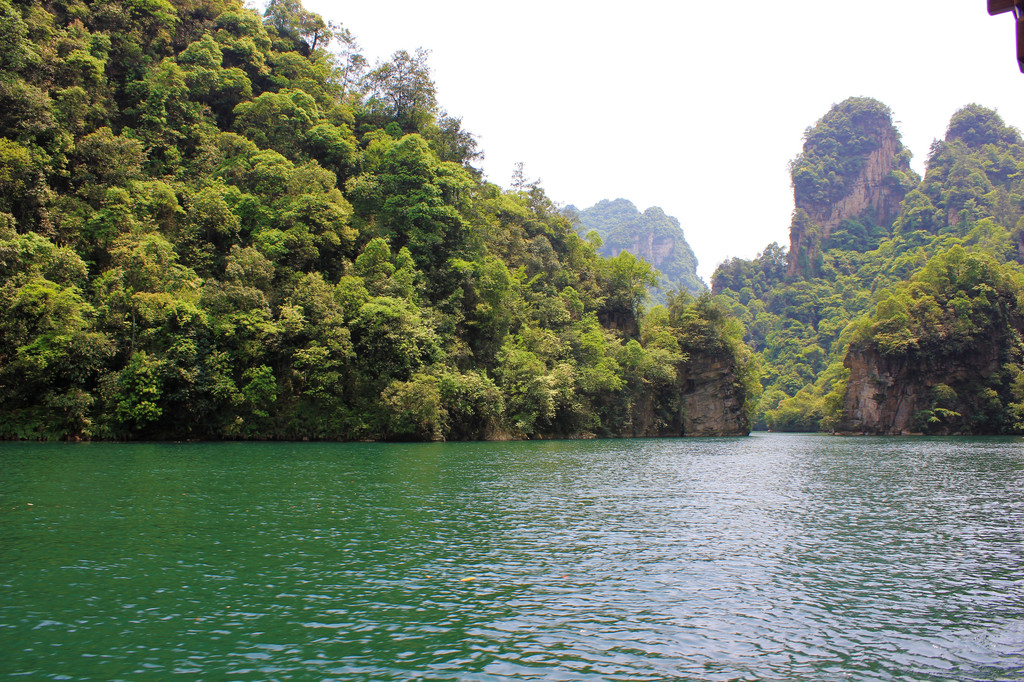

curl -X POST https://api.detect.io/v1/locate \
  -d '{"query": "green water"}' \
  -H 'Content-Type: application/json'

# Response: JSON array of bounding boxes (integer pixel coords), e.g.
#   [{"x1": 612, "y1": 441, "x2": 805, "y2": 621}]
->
[{"x1": 2, "y1": 434, "x2": 1024, "y2": 680}]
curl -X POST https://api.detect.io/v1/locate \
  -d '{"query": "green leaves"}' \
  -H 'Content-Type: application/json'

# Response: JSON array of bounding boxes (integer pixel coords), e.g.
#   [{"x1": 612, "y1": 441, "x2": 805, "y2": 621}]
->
[
  {"x1": 0, "y1": 0, "x2": 30, "y2": 72},
  {"x1": 791, "y1": 98, "x2": 896, "y2": 207},
  {"x1": 0, "y1": 0, "x2": 767, "y2": 441},
  {"x1": 946, "y1": 104, "x2": 1022, "y2": 148},
  {"x1": 381, "y1": 373, "x2": 444, "y2": 441},
  {"x1": 262, "y1": 0, "x2": 328, "y2": 55},
  {"x1": 363, "y1": 48, "x2": 437, "y2": 133},
  {"x1": 112, "y1": 350, "x2": 164, "y2": 429},
  {"x1": 233, "y1": 89, "x2": 319, "y2": 156},
  {"x1": 351, "y1": 296, "x2": 441, "y2": 386}
]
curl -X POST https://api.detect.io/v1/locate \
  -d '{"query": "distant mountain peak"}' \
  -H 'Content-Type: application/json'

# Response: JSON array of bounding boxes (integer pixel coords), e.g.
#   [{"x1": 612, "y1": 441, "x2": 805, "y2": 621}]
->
[{"x1": 573, "y1": 200, "x2": 705, "y2": 302}]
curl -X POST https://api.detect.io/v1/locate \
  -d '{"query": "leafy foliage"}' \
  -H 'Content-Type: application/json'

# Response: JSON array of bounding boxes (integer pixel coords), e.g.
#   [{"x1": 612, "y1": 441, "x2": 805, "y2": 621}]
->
[
  {"x1": 790, "y1": 97, "x2": 898, "y2": 208},
  {"x1": 0, "y1": 0, "x2": 755, "y2": 441},
  {"x1": 713, "y1": 103, "x2": 1024, "y2": 434}
]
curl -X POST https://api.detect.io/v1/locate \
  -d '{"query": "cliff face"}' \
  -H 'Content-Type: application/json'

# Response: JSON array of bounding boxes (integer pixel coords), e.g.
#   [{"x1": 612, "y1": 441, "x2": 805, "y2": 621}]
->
[
  {"x1": 622, "y1": 350, "x2": 750, "y2": 438},
  {"x1": 803, "y1": 126, "x2": 904, "y2": 236},
  {"x1": 841, "y1": 346, "x2": 922, "y2": 434},
  {"x1": 787, "y1": 98, "x2": 913, "y2": 278},
  {"x1": 678, "y1": 355, "x2": 750, "y2": 436},
  {"x1": 840, "y1": 342, "x2": 1007, "y2": 435},
  {"x1": 610, "y1": 220, "x2": 677, "y2": 272}
]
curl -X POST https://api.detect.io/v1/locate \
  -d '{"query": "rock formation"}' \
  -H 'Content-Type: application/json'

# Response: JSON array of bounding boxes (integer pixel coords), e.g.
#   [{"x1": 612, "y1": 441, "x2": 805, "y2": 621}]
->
[
  {"x1": 615, "y1": 221, "x2": 677, "y2": 272},
  {"x1": 623, "y1": 356, "x2": 749, "y2": 438},
  {"x1": 841, "y1": 345, "x2": 923, "y2": 435},
  {"x1": 678, "y1": 355, "x2": 750, "y2": 437},
  {"x1": 804, "y1": 124, "x2": 904, "y2": 234},
  {"x1": 787, "y1": 97, "x2": 914, "y2": 278},
  {"x1": 840, "y1": 342, "x2": 1012, "y2": 435}
]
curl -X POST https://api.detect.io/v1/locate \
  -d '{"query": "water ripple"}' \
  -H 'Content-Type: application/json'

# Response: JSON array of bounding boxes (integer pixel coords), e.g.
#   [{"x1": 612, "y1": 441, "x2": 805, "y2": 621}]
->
[{"x1": 2, "y1": 435, "x2": 1024, "y2": 679}]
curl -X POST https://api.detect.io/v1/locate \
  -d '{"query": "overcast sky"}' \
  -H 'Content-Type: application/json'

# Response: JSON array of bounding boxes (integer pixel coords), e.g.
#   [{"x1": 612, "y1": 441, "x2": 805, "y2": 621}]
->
[{"x1": 296, "y1": 0, "x2": 1024, "y2": 282}]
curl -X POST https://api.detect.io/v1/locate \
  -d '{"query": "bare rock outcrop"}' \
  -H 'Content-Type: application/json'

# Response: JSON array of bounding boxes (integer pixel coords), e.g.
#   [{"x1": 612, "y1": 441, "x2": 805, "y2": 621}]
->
[
  {"x1": 840, "y1": 342, "x2": 1007, "y2": 436},
  {"x1": 678, "y1": 356, "x2": 749, "y2": 437}
]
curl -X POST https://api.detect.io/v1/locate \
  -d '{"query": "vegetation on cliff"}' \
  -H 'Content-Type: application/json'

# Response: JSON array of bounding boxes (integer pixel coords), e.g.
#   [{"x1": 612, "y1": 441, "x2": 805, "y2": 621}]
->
[
  {"x1": 0, "y1": 0, "x2": 754, "y2": 440},
  {"x1": 842, "y1": 246, "x2": 1024, "y2": 434},
  {"x1": 786, "y1": 97, "x2": 916, "y2": 278},
  {"x1": 7, "y1": 0, "x2": 1019, "y2": 440},
  {"x1": 790, "y1": 97, "x2": 911, "y2": 211},
  {"x1": 713, "y1": 99, "x2": 1024, "y2": 434},
  {"x1": 570, "y1": 199, "x2": 705, "y2": 303}
]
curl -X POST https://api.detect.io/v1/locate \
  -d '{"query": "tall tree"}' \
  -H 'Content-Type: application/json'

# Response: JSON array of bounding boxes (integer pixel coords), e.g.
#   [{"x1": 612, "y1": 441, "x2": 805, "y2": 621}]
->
[{"x1": 363, "y1": 48, "x2": 437, "y2": 133}]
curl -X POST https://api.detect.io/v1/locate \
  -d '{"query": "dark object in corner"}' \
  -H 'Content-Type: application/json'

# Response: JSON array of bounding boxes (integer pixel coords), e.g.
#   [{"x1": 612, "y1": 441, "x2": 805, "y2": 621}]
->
[
  {"x1": 988, "y1": 0, "x2": 1024, "y2": 72},
  {"x1": 989, "y1": 0, "x2": 1020, "y2": 14},
  {"x1": 1019, "y1": 16, "x2": 1024, "y2": 72}
]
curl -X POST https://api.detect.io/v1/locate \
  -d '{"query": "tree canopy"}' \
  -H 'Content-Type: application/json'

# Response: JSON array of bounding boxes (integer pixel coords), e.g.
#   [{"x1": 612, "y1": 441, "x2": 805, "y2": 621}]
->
[
  {"x1": 0, "y1": 0, "x2": 754, "y2": 441},
  {"x1": 713, "y1": 102, "x2": 1024, "y2": 435}
]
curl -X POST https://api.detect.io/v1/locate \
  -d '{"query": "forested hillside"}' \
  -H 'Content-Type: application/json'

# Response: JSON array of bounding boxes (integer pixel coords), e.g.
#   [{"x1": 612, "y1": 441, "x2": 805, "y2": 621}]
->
[
  {"x1": 0, "y1": 0, "x2": 756, "y2": 440},
  {"x1": 713, "y1": 99, "x2": 1024, "y2": 434},
  {"x1": 571, "y1": 199, "x2": 704, "y2": 303}
]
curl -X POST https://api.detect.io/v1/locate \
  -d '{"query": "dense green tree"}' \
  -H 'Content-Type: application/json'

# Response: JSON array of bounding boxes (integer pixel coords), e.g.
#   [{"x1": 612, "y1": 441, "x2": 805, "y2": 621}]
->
[
  {"x1": 263, "y1": 0, "x2": 328, "y2": 55},
  {"x1": 362, "y1": 48, "x2": 437, "y2": 133},
  {"x1": 596, "y1": 251, "x2": 657, "y2": 337},
  {"x1": 946, "y1": 104, "x2": 1022, "y2": 148},
  {"x1": 0, "y1": 0, "x2": 757, "y2": 441},
  {"x1": 714, "y1": 102, "x2": 1024, "y2": 434}
]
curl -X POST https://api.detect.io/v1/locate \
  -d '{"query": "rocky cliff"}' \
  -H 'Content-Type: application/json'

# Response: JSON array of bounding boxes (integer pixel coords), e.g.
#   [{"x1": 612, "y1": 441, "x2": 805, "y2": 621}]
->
[
  {"x1": 804, "y1": 124, "x2": 905, "y2": 234},
  {"x1": 840, "y1": 343, "x2": 1011, "y2": 435},
  {"x1": 841, "y1": 345, "x2": 924, "y2": 435},
  {"x1": 616, "y1": 223, "x2": 677, "y2": 272},
  {"x1": 787, "y1": 98, "x2": 914, "y2": 277},
  {"x1": 839, "y1": 246, "x2": 1024, "y2": 436},
  {"x1": 678, "y1": 355, "x2": 750, "y2": 436},
  {"x1": 623, "y1": 353, "x2": 750, "y2": 438}
]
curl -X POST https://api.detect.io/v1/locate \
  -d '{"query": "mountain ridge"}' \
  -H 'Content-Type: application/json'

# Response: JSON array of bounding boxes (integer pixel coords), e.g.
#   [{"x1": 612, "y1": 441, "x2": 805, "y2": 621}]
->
[{"x1": 570, "y1": 198, "x2": 705, "y2": 304}]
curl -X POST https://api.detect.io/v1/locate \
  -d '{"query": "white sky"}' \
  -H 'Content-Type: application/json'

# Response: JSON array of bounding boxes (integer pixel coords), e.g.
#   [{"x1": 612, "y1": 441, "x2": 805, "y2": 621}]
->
[{"x1": 297, "y1": 0, "x2": 1024, "y2": 283}]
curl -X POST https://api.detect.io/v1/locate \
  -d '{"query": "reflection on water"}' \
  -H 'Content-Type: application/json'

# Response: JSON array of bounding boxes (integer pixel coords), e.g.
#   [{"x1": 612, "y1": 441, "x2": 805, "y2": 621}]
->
[{"x1": 2, "y1": 434, "x2": 1024, "y2": 680}]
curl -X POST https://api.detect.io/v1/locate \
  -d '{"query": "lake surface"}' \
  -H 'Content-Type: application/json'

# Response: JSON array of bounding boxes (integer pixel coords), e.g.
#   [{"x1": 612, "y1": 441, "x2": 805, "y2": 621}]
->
[{"x1": 2, "y1": 434, "x2": 1024, "y2": 680}]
